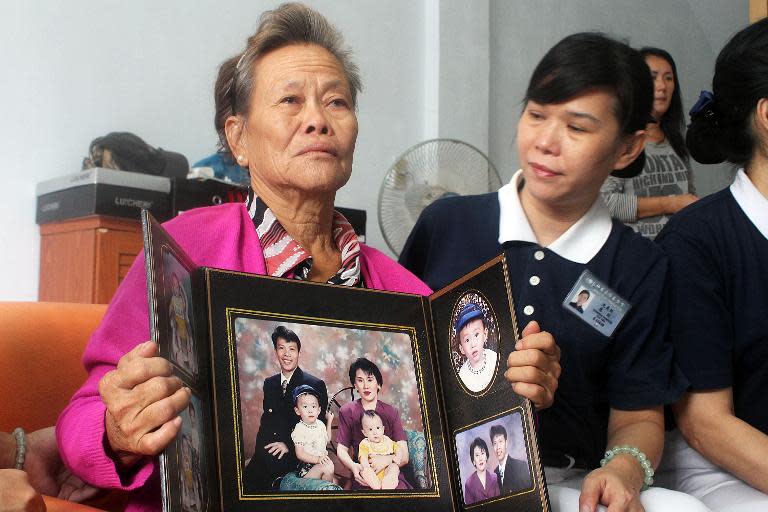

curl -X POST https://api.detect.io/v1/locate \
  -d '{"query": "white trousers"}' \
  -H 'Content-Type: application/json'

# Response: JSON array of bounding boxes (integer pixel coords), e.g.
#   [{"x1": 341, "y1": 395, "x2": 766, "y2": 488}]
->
[
  {"x1": 545, "y1": 464, "x2": 711, "y2": 512},
  {"x1": 655, "y1": 429, "x2": 768, "y2": 512}
]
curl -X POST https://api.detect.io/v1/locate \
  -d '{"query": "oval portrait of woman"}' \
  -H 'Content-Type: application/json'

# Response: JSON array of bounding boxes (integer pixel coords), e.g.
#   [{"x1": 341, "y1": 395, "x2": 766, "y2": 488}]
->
[{"x1": 449, "y1": 291, "x2": 500, "y2": 394}]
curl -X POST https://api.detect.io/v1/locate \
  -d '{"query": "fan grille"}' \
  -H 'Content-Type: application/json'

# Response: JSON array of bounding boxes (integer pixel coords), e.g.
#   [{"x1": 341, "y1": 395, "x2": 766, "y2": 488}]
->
[{"x1": 379, "y1": 139, "x2": 502, "y2": 256}]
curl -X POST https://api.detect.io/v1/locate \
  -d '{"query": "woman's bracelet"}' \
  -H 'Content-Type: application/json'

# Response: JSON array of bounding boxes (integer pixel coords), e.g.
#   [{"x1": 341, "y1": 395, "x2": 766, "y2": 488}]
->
[
  {"x1": 600, "y1": 444, "x2": 654, "y2": 491},
  {"x1": 12, "y1": 427, "x2": 26, "y2": 470}
]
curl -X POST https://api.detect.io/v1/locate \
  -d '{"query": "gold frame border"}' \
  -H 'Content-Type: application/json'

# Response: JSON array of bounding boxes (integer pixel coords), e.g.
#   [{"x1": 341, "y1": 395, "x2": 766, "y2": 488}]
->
[{"x1": 219, "y1": 307, "x2": 444, "y2": 501}]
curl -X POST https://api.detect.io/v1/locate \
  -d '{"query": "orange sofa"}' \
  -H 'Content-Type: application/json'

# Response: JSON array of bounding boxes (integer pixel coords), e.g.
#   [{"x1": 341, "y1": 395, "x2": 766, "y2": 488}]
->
[{"x1": 0, "y1": 301, "x2": 126, "y2": 511}]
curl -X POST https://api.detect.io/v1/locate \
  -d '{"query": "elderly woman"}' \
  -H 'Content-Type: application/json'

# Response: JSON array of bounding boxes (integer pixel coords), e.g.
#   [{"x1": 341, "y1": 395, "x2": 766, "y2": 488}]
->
[
  {"x1": 54, "y1": 4, "x2": 432, "y2": 511},
  {"x1": 56, "y1": 4, "x2": 559, "y2": 510}
]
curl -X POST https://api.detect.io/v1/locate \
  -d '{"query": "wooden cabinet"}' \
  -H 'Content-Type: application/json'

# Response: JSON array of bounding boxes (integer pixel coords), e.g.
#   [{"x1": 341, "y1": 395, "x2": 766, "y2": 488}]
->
[
  {"x1": 751, "y1": 0, "x2": 768, "y2": 21},
  {"x1": 39, "y1": 215, "x2": 143, "y2": 304}
]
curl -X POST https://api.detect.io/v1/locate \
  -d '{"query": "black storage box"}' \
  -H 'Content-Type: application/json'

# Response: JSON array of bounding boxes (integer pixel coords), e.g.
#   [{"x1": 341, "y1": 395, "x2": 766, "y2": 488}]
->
[
  {"x1": 36, "y1": 168, "x2": 171, "y2": 224},
  {"x1": 171, "y1": 178, "x2": 249, "y2": 216}
]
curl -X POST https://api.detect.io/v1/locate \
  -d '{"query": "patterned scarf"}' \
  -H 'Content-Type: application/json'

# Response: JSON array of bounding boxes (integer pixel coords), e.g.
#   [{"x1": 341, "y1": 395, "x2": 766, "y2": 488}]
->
[{"x1": 245, "y1": 190, "x2": 363, "y2": 287}]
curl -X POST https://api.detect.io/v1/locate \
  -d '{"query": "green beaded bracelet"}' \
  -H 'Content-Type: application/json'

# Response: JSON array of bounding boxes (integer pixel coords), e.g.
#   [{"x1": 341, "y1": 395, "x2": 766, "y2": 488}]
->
[{"x1": 599, "y1": 444, "x2": 654, "y2": 491}]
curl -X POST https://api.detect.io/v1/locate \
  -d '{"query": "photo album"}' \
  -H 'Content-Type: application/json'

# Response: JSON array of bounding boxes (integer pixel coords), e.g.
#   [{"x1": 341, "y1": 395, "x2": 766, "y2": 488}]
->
[{"x1": 142, "y1": 211, "x2": 550, "y2": 512}]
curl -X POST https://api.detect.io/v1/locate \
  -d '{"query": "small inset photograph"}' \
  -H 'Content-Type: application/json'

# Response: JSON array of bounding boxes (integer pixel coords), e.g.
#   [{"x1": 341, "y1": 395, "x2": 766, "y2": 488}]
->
[
  {"x1": 562, "y1": 269, "x2": 632, "y2": 338},
  {"x1": 455, "y1": 410, "x2": 533, "y2": 507},
  {"x1": 163, "y1": 248, "x2": 198, "y2": 377},
  {"x1": 449, "y1": 291, "x2": 499, "y2": 393},
  {"x1": 566, "y1": 288, "x2": 592, "y2": 315},
  {"x1": 177, "y1": 393, "x2": 208, "y2": 511}
]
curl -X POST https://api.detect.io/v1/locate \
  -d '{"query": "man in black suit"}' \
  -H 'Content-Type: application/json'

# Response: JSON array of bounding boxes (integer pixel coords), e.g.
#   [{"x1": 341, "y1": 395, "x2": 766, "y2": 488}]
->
[
  {"x1": 490, "y1": 424, "x2": 532, "y2": 494},
  {"x1": 243, "y1": 326, "x2": 328, "y2": 491}
]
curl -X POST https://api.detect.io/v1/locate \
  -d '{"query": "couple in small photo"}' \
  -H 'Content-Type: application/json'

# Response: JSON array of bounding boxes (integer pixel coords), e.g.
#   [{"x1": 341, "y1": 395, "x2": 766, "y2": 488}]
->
[{"x1": 463, "y1": 422, "x2": 532, "y2": 506}]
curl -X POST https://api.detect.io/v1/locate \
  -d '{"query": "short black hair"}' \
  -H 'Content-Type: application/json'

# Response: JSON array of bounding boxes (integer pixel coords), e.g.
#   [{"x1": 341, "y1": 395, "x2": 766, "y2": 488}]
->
[
  {"x1": 271, "y1": 325, "x2": 301, "y2": 351},
  {"x1": 524, "y1": 32, "x2": 652, "y2": 177},
  {"x1": 489, "y1": 424, "x2": 507, "y2": 442},
  {"x1": 469, "y1": 437, "x2": 489, "y2": 463},
  {"x1": 578, "y1": 290, "x2": 591, "y2": 298},
  {"x1": 348, "y1": 357, "x2": 383, "y2": 386},
  {"x1": 525, "y1": 32, "x2": 652, "y2": 136}
]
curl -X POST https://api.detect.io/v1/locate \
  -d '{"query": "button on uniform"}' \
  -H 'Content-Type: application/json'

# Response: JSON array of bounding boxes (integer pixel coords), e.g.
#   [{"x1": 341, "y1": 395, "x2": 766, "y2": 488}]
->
[
  {"x1": 523, "y1": 305, "x2": 535, "y2": 316},
  {"x1": 534, "y1": 250, "x2": 545, "y2": 260},
  {"x1": 529, "y1": 275, "x2": 541, "y2": 286}
]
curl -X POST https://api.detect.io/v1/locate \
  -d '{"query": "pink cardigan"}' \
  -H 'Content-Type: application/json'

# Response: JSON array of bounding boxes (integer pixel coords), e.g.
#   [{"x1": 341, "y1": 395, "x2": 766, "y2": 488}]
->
[{"x1": 56, "y1": 203, "x2": 431, "y2": 512}]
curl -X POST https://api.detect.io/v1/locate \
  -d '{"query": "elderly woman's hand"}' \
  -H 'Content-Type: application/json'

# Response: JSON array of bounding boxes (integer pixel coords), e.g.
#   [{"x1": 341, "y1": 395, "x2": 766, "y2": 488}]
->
[
  {"x1": 23, "y1": 427, "x2": 98, "y2": 503},
  {"x1": 0, "y1": 469, "x2": 46, "y2": 512},
  {"x1": 98, "y1": 341, "x2": 190, "y2": 469},
  {"x1": 504, "y1": 321, "x2": 561, "y2": 409}
]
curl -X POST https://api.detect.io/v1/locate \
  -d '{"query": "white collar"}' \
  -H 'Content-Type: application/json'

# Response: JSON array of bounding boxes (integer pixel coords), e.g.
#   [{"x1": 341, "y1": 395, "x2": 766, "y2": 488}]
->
[
  {"x1": 730, "y1": 168, "x2": 768, "y2": 239},
  {"x1": 497, "y1": 169, "x2": 613, "y2": 264},
  {"x1": 281, "y1": 370, "x2": 295, "y2": 384}
]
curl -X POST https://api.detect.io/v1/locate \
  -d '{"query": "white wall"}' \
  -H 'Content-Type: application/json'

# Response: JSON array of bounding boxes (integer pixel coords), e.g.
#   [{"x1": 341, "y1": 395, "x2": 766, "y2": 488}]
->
[
  {"x1": 0, "y1": 0, "x2": 426, "y2": 300},
  {"x1": 0, "y1": 1, "x2": 750, "y2": 300}
]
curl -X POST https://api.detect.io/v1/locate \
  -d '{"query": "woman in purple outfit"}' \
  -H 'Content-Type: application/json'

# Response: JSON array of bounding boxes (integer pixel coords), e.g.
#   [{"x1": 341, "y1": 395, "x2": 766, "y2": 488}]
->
[
  {"x1": 336, "y1": 357, "x2": 412, "y2": 489},
  {"x1": 463, "y1": 437, "x2": 500, "y2": 505}
]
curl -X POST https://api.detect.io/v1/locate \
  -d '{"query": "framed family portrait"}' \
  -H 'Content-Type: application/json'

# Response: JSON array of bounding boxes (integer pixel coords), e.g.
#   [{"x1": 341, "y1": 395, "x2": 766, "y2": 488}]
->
[{"x1": 142, "y1": 212, "x2": 549, "y2": 512}]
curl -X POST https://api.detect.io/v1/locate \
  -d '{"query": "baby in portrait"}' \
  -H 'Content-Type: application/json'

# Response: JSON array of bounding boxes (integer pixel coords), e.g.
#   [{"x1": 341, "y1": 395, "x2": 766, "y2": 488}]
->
[{"x1": 358, "y1": 410, "x2": 401, "y2": 490}]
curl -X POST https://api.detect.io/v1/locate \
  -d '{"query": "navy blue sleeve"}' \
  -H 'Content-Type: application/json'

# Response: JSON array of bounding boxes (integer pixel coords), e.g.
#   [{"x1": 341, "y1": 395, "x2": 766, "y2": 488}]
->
[
  {"x1": 606, "y1": 252, "x2": 687, "y2": 409},
  {"x1": 657, "y1": 227, "x2": 733, "y2": 390},
  {"x1": 399, "y1": 194, "x2": 503, "y2": 291},
  {"x1": 399, "y1": 205, "x2": 435, "y2": 283}
]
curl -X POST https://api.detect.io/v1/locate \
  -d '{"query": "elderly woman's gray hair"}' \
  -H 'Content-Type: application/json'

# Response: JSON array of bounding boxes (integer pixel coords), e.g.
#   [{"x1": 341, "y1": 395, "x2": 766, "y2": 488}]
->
[{"x1": 214, "y1": 2, "x2": 362, "y2": 157}]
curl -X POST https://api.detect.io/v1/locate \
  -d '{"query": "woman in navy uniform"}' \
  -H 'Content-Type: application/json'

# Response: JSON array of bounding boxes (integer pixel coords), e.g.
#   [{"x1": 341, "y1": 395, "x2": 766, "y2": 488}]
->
[
  {"x1": 654, "y1": 18, "x2": 768, "y2": 512},
  {"x1": 400, "y1": 33, "x2": 707, "y2": 512}
]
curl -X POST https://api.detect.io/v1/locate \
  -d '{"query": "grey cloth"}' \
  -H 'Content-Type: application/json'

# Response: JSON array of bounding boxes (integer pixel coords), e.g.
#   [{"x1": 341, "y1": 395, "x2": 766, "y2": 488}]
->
[{"x1": 601, "y1": 139, "x2": 694, "y2": 239}]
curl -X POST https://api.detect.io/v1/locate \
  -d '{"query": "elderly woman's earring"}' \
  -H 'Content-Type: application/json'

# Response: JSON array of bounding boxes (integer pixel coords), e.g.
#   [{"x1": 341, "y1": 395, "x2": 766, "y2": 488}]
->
[{"x1": 237, "y1": 155, "x2": 245, "y2": 163}]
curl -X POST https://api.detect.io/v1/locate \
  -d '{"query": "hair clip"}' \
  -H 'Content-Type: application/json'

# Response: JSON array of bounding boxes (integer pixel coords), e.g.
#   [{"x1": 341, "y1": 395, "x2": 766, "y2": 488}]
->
[{"x1": 689, "y1": 90, "x2": 718, "y2": 125}]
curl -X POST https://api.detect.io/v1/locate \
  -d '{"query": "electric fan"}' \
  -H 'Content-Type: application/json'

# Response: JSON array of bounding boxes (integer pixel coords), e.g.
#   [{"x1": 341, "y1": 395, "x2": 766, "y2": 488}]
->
[{"x1": 378, "y1": 139, "x2": 502, "y2": 256}]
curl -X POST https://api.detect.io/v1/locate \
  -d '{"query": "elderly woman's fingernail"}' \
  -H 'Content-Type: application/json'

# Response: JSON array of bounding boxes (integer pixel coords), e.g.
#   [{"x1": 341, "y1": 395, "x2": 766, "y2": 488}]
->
[{"x1": 515, "y1": 341, "x2": 523, "y2": 350}]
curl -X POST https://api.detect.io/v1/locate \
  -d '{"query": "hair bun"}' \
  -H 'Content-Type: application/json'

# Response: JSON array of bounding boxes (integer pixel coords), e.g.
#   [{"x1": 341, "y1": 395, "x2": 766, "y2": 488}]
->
[
  {"x1": 686, "y1": 91, "x2": 725, "y2": 164},
  {"x1": 686, "y1": 121, "x2": 725, "y2": 164}
]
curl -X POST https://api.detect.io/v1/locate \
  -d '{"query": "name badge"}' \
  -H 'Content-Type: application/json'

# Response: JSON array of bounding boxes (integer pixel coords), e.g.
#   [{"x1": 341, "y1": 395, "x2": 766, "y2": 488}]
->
[{"x1": 562, "y1": 269, "x2": 631, "y2": 338}]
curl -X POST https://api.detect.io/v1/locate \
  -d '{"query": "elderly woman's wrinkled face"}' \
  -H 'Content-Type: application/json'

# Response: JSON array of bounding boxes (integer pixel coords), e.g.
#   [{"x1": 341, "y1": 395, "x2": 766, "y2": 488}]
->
[{"x1": 238, "y1": 44, "x2": 358, "y2": 197}]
